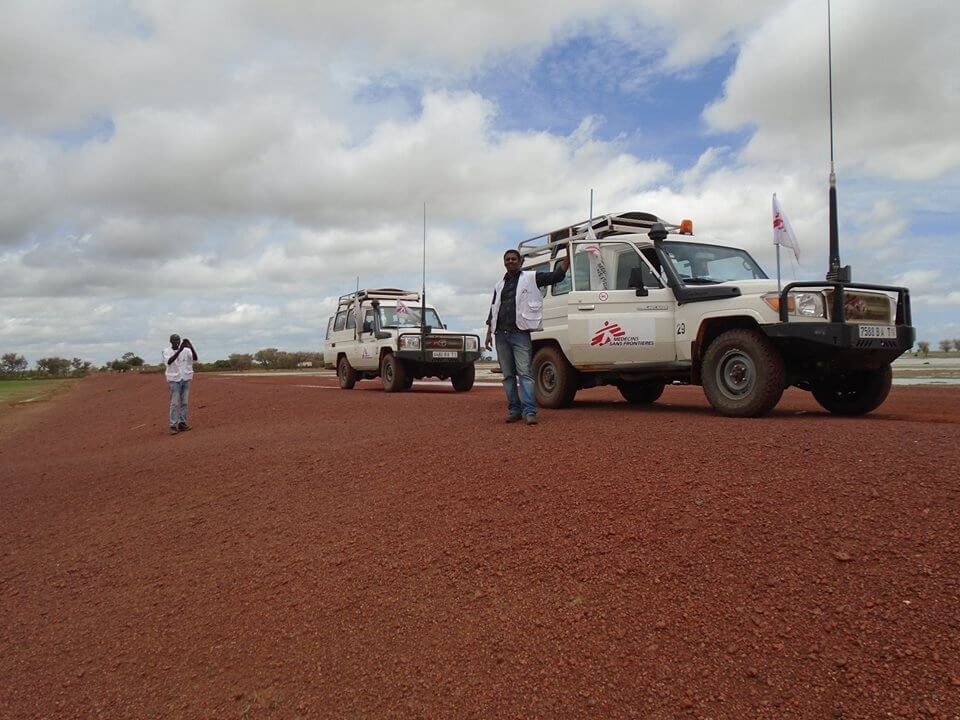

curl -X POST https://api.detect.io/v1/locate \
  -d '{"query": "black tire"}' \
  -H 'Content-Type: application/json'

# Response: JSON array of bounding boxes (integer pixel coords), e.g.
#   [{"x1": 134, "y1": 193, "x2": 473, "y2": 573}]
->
[
  {"x1": 618, "y1": 381, "x2": 665, "y2": 405},
  {"x1": 401, "y1": 375, "x2": 414, "y2": 390},
  {"x1": 812, "y1": 364, "x2": 892, "y2": 416},
  {"x1": 451, "y1": 363, "x2": 475, "y2": 392},
  {"x1": 701, "y1": 329, "x2": 784, "y2": 417},
  {"x1": 337, "y1": 356, "x2": 357, "y2": 390},
  {"x1": 380, "y1": 353, "x2": 407, "y2": 392},
  {"x1": 533, "y1": 346, "x2": 578, "y2": 408}
]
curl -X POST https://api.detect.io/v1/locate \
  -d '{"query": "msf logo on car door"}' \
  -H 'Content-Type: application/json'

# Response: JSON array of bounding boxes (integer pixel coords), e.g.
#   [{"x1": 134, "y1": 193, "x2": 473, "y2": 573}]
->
[
  {"x1": 589, "y1": 318, "x2": 655, "y2": 347},
  {"x1": 591, "y1": 321, "x2": 626, "y2": 346}
]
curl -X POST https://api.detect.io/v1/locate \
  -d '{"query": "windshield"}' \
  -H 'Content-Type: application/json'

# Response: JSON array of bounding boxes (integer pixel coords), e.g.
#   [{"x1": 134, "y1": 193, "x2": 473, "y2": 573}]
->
[
  {"x1": 661, "y1": 241, "x2": 767, "y2": 283},
  {"x1": 379, "y1": 305, "x2": 443, "y2": 329}
]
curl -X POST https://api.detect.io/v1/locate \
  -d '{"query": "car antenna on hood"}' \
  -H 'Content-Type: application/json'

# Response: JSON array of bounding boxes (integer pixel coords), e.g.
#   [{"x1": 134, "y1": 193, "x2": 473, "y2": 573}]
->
[
  {"x1": 421, "y1": 202, "x2": 430, "y2": 336},
  {"x1": 825, "y1": 0, "x2": 851, "y2": 284}
]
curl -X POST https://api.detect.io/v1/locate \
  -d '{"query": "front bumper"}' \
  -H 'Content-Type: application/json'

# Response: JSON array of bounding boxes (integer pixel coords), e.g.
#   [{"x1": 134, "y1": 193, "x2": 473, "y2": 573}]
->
[
  {"x1": 396, "y1": 349, "x2": 481, "y2": 365},
  {"x1": 762, "y1": 280, "x2": 914, "y2": 369}
]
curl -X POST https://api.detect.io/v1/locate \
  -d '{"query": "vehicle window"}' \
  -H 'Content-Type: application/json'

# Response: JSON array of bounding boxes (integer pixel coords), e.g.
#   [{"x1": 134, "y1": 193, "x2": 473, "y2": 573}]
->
[
  {"x1": 641, "y1": 249, "x2": 666, "y2": 285},
  {"x1": 379, "y1": 306, "x2": 444, "y2": 329},
  {"x1": 345, "y1": 308, "x2": 357, "y2": 329},
  {"x1": 573, "y1": 242, "x2": 656, "y2": 291},
  {"x1": 325, "y1": 317, "x2": 334, "y2": 339},
  {"x1": 334, "y1": 311, "x2": 347, "y2": 331},
  {"x1": 362, "y1": 309, "x2": 374, "y2": 333},
  {"x1": 552, "y1": 258, "x2": 571, "y2": 296},
  {"x1": 662, "y1": 241, "x2": 767, "y2": 283}
]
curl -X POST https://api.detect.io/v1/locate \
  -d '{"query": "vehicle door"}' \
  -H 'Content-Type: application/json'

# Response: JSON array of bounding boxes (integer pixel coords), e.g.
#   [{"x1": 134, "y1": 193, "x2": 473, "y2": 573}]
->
[
  {"x1": 355, "y1": 309, "x2": 381, "y2": 371},
  {"x1": 564, "y1": 240, "x2": 676, "y2": 368},
  {"x1": 326, "y1": 309, "x2": 352, "y2": 364}
]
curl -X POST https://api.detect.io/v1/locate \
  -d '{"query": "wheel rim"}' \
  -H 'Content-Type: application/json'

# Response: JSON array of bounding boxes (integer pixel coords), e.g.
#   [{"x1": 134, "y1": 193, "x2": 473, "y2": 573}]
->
[
  {"x1": 715, "y1": 349, "x2": 756, "y2": 400},
  {"x1": 383, "y1": 360, "x2": 393, "y2": 383},
  {"x1": 538, "y1": 362, "x2": 557, "y2": 394},
  {"x1": 339, "y1": 362, "x2": 346, "y2": 382}
]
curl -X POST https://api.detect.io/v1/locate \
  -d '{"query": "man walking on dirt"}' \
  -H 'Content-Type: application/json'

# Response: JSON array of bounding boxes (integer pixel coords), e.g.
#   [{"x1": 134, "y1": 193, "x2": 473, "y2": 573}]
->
[
  {"x1": 485, "y1": 246, "x2": 570, "y2": 425},
  {"x1": 162, "y1": 334, "x2": 197, "y2": 435}
]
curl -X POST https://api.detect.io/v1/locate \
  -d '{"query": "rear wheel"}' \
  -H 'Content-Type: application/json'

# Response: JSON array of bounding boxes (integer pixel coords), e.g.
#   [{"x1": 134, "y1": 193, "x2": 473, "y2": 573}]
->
[
  {"x1": 337, "y1": 356, "x2": 357, "y2": 390},
  {"x1": 451, "y1": 363, "x2": 475, "y2": 392},
  {"x1": 380, "y1": 353, "x2": 407, "y2": 392},
  {"x1": 618, "y1": 381, "x2": 665, "y2": 405},
  {"x1": 533, "y1": 346, "x2": 578, "y2": 408},
  {"x1": 701, "y1": 329, "x2": 784, "y2": 417},
  {"x1": 812, "y1": 365, "x2": 892, "y2": 416}
]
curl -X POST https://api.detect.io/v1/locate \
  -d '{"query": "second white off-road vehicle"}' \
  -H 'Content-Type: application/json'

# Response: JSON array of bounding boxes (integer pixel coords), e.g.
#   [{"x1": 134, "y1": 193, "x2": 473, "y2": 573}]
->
[
  {"x1": 517, "y1": 211, "x2": 914, "y2": 417},
  {"x1": 324, "y1": 288, "x2": 481, "y2": 392}
]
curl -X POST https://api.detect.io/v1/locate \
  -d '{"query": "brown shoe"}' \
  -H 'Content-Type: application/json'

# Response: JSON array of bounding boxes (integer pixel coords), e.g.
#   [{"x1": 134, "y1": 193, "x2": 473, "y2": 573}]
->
[
  {"x1": 169, "y1": 426, "x2": 179, "y2": 435},
  {"x1": 524, "y1": 414, "x2": 539, "y2": 425},
  {"x1": 505, "y1": 413, "x2": 522, "y2": 423}
]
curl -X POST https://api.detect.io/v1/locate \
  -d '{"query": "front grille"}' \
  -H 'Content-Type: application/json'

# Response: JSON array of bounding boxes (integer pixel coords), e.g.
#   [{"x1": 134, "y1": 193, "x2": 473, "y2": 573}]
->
[
  {"x1": 825, "y1": 291, "x2": 892, "y2": 322},
  {"x1": 424, "y1": 336, "x2": 464, "y2": 350}
]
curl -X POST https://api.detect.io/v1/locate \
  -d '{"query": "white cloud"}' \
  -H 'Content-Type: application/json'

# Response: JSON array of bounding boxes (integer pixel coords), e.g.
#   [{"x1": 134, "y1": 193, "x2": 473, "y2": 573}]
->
[
  {"x1": 704, "y1": 0, "x2": 960, "y2": 181},
  {"x1": 1, "y1": 1, "x2": 957, "y2": 364}
]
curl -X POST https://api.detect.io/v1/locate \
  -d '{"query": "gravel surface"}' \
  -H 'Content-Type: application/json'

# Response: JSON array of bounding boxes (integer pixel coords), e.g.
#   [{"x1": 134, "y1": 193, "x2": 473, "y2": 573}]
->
[{"x1": 1, "y1": 373, "x2": 958, "y2": 719}]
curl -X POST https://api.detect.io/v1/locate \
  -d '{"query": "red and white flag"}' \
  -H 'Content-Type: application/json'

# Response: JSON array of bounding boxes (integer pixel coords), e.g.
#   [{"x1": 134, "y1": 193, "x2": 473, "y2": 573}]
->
[
  {"x1": 772, "y1": 193, "x2": 800, "y2": 263},
  {"x1": 395, "y1": 299, "x2": 419, "y2": 325}
]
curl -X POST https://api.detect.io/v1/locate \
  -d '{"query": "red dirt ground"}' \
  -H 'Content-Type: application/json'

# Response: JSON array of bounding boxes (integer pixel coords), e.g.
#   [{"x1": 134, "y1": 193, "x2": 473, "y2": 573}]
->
[{"x1": 1, "y1": 373, "x2": 958, "y2": 720}]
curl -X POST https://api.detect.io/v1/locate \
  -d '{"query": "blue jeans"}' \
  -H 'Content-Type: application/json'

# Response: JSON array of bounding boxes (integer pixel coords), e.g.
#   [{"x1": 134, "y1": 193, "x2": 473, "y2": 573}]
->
[
  {"x1": 495, "y1": 331, "x2": 536, "y2": 417},
  {"x1": 168, "y1": 380, "x2": 191, "y2": 427}
]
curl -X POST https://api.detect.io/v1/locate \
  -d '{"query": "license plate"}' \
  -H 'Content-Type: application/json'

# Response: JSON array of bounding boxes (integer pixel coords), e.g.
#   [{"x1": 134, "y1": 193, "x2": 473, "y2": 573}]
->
[
  {"x1": 858, "y1": 324, "x2": 897, "y2": 339},
  {"x1": 432, "y1": 351, "x2": 458, "y2": 359}
]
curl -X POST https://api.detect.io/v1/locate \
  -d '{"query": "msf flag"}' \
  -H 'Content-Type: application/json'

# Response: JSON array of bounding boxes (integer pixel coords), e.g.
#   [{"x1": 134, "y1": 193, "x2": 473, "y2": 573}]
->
[
  {"x1": 395, "y1": 299, "x2": 419, "y2": 325},
  {"x1": 772, "y1": 193, "x2": 800, "y2": 263}
]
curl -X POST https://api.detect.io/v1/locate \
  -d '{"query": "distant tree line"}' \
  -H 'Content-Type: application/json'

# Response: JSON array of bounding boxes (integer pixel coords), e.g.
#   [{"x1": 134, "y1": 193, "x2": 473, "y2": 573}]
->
[
  {"x1": 102, "y1": 352, "x2": 145, "y2": 372},
  {"x1": 2, "y1": 348, "x2": 325, "y2": 379},
  {"x1": 915, "y1": 340, "x2": 960, "y2": 357},
  {"x1": 1, "y1": 352, "x2": 93, "y2": 379}
]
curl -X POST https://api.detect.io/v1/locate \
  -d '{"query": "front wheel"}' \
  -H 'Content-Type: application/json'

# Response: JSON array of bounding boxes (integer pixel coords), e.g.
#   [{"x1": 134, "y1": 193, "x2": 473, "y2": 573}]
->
[
  {"x1": 451, "y1": 364, "x2": 475, "y2": 392},
  {"x1": 380, "y1": 353, "x2": 407, "y2": 392},
  {"x1": 618, "y1": 381, "x2": 665, "y2": 405},
  {"x1": 533, "y1": 346, "x2": 578, "y2": 408},
  {"x1": 812, "y1": 365, "x2": 892, "y2": 416},
  {"x1": 701, "y1": 329, "x2": 784, "y2": 417},
  {"x1": 338, "y1": 356, "x2": 357, "y2": 390}
]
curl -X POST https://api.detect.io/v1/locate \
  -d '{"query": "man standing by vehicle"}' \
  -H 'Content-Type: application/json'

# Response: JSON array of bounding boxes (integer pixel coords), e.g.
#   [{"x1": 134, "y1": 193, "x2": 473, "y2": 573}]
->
[
  {"x1": 485, "y1": 246, "x2": 570, "y2": 425},
  {"x1": 162, "y1": 334, "x2": 198, "y2": 435}
]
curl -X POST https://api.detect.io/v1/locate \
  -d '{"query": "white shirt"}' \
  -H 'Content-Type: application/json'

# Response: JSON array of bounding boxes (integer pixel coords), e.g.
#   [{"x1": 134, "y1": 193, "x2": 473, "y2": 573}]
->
[{"x1": 162, "y1": 346, "x2": 195, "y2": 382}]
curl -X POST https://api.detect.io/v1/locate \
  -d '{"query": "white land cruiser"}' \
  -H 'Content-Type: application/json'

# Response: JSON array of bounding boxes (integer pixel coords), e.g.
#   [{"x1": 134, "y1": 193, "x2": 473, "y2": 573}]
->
[
  {"x1": 324, "y1": 288, "x2": 481, "y2": 392},
  {"x1": 518, "y1": 211, "x2": 914, "y2": 417}
]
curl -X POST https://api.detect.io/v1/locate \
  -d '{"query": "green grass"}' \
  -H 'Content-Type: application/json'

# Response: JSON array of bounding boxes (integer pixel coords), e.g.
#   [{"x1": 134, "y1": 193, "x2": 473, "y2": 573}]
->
[{"x1": 0, "y1": 379, "x2": 72, "y2": 405}]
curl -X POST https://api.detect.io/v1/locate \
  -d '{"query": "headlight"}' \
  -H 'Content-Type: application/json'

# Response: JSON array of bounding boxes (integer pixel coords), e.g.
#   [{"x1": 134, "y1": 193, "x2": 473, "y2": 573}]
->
[
  {"x1": 763, "y1": 291, "x2": 825, "y2": 318},
  {"x1": 398, "y1": 334, "x2": 421, "y2": 350},
  {"x1": 795, "y1": 292, "x2": 824, "y2": 317},
  {"x1": 465, "y1": 336, "x2": 479, "y2": 352}
]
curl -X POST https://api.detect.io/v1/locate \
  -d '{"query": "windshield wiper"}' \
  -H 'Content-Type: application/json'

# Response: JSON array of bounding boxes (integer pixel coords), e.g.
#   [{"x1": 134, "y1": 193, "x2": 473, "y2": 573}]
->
[{"x1": 683, "y1": 277, "x2": 721, "y2": 285}]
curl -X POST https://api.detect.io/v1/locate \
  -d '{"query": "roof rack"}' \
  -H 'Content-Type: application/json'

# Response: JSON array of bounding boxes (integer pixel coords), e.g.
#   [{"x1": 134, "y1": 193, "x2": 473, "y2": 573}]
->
[
  {"x1": 337, "y1": 288, "x2": 420, "y2": 308},
  {"x1": 517, "y1": 211, "x2": 684, "y2": 262}
]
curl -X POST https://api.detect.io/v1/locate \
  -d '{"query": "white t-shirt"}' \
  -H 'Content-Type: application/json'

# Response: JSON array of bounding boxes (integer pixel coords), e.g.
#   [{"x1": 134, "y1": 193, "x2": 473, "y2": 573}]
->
[{"x1": 162, "y1": 346, "x2": 195, "y2": 382}]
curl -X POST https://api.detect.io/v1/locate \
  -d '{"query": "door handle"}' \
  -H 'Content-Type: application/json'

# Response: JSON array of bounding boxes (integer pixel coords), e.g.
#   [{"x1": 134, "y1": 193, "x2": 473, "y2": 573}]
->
[{"x1": 578, "y1": 305, "x2": 595, "y2": 311}]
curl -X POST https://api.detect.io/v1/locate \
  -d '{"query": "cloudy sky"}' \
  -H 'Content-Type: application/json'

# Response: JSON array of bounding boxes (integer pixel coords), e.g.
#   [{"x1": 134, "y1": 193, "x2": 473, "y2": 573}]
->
[{"x1": 2, "y1": 0, "x2": 958, "y2": 366}]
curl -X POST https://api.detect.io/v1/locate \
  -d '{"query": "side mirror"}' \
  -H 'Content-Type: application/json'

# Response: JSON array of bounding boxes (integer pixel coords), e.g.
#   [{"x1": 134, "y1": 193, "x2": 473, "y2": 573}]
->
[
  {"x1": 375, "y1": 331, "x2": 392, "y2": 340},
  {"x1": 628, "y1": 267, "x2": 649, "y2": 297}
]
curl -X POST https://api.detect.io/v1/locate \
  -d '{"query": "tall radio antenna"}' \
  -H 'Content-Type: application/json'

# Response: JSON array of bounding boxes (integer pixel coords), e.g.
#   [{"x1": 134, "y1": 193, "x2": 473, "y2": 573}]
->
[
  {"x1": 825, "y1": 0, "x2": 850, "y2": 282},
  {"x1": 421, "y1": 202, "x2": 428, "y2": 335}
]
